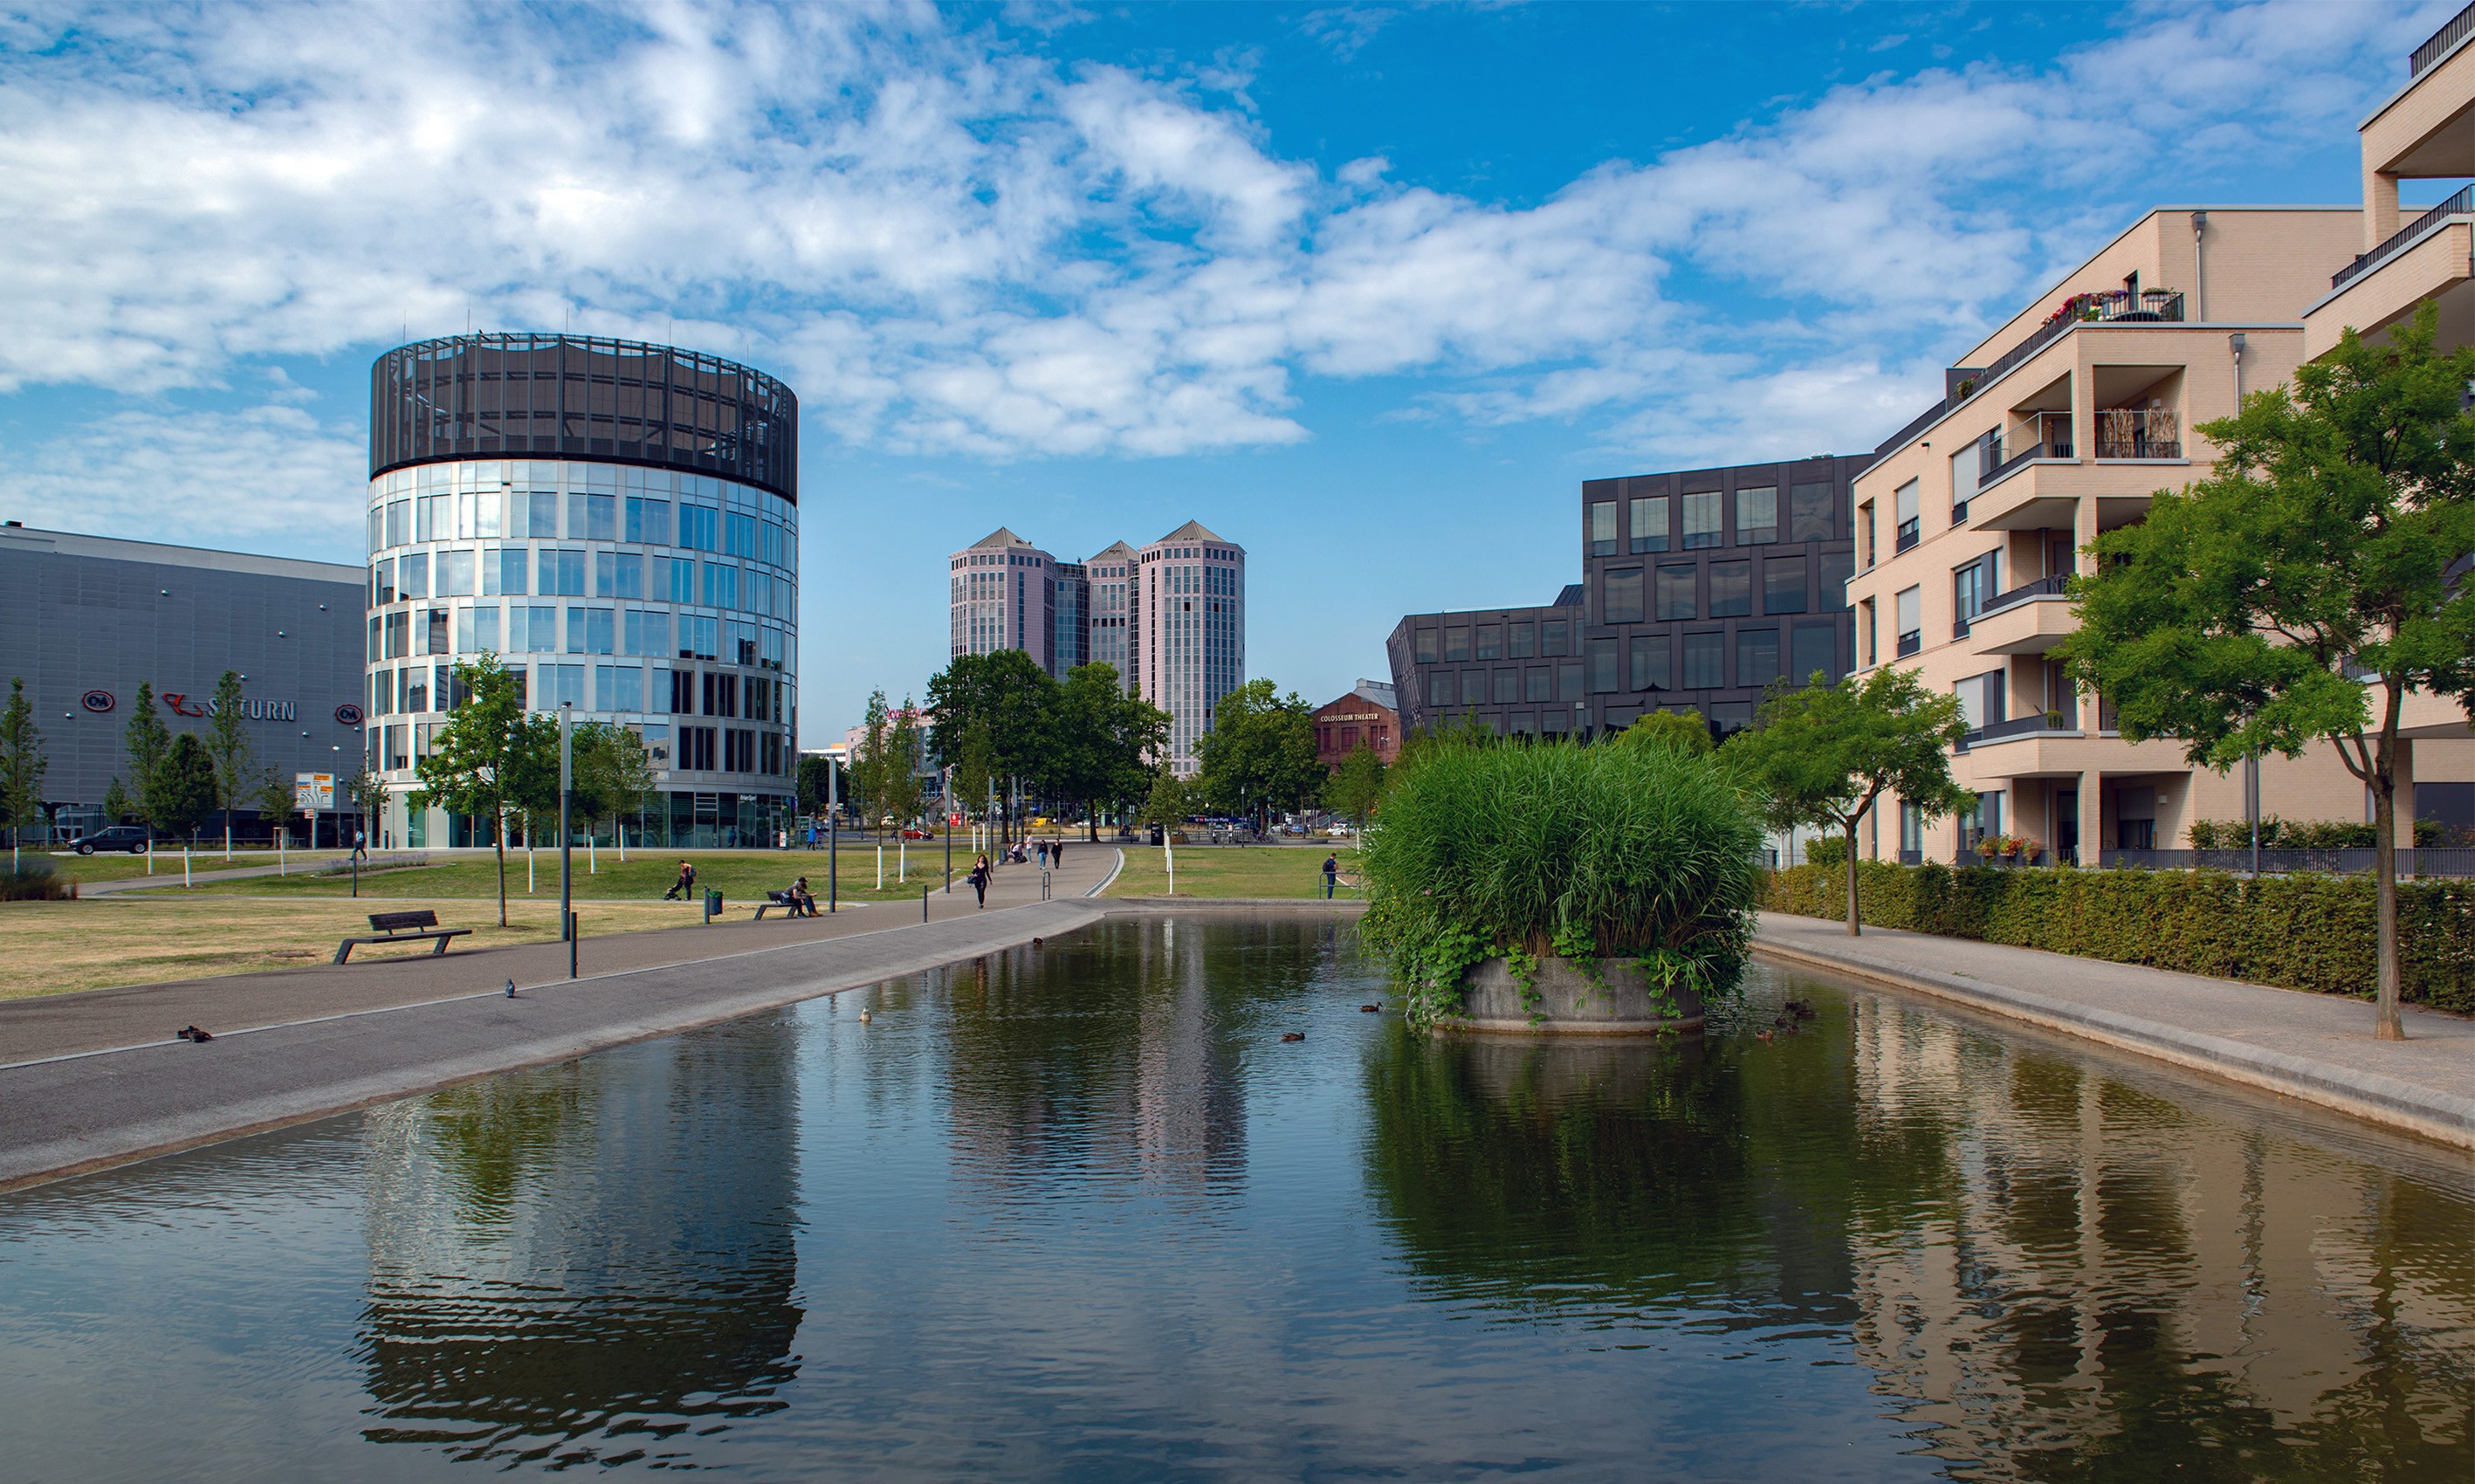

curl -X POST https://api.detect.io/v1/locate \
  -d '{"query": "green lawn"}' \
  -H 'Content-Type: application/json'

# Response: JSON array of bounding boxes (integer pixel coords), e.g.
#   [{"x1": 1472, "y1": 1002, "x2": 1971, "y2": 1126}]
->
[
  {"x1": 1104, "y1": 845, "x2": 1361, "y2": 899},
  {"x1": 24, "y1": 847, "x2": 359, "y2": 886},
  {"x1": 171, "y1": 848, "x2": 955, "y2": 905}
]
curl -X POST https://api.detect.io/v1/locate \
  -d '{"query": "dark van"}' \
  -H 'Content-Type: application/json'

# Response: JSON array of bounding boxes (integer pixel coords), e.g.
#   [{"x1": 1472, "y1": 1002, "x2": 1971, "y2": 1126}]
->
[{"x1": 65, "y1": 825, "x2": 151, "y2": 855}]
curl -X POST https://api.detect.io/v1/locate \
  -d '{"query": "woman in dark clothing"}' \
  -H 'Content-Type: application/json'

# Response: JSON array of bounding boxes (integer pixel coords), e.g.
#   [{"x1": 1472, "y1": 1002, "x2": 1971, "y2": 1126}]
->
[{"x1": 968, "y1": 854, "x2": 991, "y2": 908}]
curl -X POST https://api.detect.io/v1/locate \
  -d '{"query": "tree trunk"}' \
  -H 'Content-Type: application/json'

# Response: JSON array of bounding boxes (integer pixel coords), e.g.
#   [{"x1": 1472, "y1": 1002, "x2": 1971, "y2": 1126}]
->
[
  {"x1": 2371, "y1": 759, "x2": 2405, "y2": 1041},
  {"x1": 1844, "y1": 819, "x2": 1863, "y2": 937},
  {"x1": 494, "y1": 816, "x2": 509, "y2": 929}
]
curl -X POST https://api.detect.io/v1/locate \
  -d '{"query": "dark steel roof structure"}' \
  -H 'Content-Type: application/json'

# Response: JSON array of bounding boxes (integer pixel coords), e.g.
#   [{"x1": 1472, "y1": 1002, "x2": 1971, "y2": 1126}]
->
[{"x1": 370, "y1": 333, "x2": 800, "y2": 503}]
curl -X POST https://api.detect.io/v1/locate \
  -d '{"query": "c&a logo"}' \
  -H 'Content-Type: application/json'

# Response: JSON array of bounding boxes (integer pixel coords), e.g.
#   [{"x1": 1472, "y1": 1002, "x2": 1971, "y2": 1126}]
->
[{"x1": 80, "y1": 690, "x2": 115, "y2": 713}]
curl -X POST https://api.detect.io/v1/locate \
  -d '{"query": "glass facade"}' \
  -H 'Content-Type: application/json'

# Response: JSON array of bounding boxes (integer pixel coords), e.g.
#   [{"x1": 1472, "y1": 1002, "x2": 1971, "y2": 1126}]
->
[{"x1": 365, "y1": 454, "x2": 799, "y2": 848}]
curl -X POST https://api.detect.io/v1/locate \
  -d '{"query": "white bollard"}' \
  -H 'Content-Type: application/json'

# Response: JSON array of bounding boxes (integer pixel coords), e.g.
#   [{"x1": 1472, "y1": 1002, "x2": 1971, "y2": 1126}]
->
[
  {"x1": 183, "y1": 842, "x2": 192, "y2": 889},
  {"x1": 877, "y1": 844, "x2": 883, "y2": 890}
]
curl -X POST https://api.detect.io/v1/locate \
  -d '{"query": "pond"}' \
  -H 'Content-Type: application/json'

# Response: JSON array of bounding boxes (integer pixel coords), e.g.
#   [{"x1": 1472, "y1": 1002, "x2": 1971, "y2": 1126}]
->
[{"x1": 1, "y1": 917, "x2": 2469, "y2": 1480}]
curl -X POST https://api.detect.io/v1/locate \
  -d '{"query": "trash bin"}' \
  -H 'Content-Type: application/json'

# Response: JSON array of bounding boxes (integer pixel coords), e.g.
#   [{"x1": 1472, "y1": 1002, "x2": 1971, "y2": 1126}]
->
[
  {"x1": 704, "y1": 889, "x2": 723, "y2": 922},
  {"x1": 1147, "y1": 823, "x2": 1164, "y2": 846}
]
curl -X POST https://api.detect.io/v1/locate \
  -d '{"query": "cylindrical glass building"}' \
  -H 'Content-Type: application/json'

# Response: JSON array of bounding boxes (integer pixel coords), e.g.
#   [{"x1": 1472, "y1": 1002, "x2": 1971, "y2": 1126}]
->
[{"x1": 364, "y1": 333, "x2": 801, "y2": 848}]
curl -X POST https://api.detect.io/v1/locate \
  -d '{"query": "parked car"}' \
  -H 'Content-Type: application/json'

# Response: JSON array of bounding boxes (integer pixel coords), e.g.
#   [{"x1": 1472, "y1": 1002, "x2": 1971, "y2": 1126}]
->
[{"x1": 65, "y1": 825, "x2": 151, "y2": 855}]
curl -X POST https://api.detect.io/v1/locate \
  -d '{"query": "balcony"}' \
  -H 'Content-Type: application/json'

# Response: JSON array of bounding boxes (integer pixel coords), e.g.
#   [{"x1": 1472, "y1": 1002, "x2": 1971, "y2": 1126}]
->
[
  {"x1": 2334, "y1": 185, "x2": 2473, "y2": 292},
  {"x1": 2093, "y1": 408, "x2": 2180, "y2": 460},
  {"x1": 1968, "y1": 579, "x2": 2075, "y2": 655},
  {"x1": 1896, "y1": 630, "x2": 1922, "y2": 659},
  {"x1": 1955, "y1": 712, "x2": 2080, "y2": 754},
  {"x1": 2413, "y1": 0, "x2": 2475, "y2": 75},
  {"x1": 1981, "y1": 573, "x2": 2072, "y2": 614},
  {"x1": 1971, "y1": 291, "x2": 2186, "y2": 395},
  {"x1": 1894, "y1": 517, "x2": 1920, "y2": 553}
]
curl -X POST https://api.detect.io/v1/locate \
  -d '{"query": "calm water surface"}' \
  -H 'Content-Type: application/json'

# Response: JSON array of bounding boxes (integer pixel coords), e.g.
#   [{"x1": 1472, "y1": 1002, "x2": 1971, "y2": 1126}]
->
[{"x1": 1, "y1": 917, "x2": 2470, "y2": 1481}]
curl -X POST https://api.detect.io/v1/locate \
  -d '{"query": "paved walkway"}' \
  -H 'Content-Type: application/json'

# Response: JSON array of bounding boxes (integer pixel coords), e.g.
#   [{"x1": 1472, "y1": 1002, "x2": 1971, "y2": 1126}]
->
[
  {"x1": 1755, "y1": 913, "x2": 2475, "y2": 1151},
  {"x1": 0, "y1": 894, "x2": 1110, "y2": 1190},
  {"x1": 1, "y1": 847, "x2": 1118, "y2": 1064}
]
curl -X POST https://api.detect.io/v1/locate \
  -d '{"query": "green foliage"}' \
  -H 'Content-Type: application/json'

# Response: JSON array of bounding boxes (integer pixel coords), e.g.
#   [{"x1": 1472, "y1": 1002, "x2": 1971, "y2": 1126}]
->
[
  {"x1": 201, "y1": 670, "x2": 257, "y2": 848},
  {"x1": 1194, "y1": 678, "x2": 1321, "y2": 823},
  {"x1": 148, "y1": 733, "x2": 219, "y2": 841},
  {"x1": 0, "y1": 677, "x2": 46, "y2": 849},
  {"x1": 249, "y1": 766, "x2": 294, "y2": 828},
  {"x1": 1804, "y1": 836, "x2": 1848, "y2": 869},
  {"x1": 795, "y1": 752, "x2": 836, "y2": 815},
  {"x1": 885, "y1": 697, "x2": 926, "y2": 826},
  {"x1": 1050, "y1": 663, "x2": 1168, "y2": 835},
  {"x1": 952, "y1": 721, "x2": 995, "y2": 820},
  {"x1": 0, "y1": 861, "x2": 71, "y2": 901},
  {"x1": 345, "y1": 764, "x2": 390, "y2": 842},
  {"x1": 2186, "y1": 816, "x2": 2454, "y2": 849},
  {"x1": 2056, "y1": 302, "x2": 2475, "y2": 1034},
  {"x1": 925, "y1": 649, "x2": 1057, "y2": 788},
  {"x1": 409, "y1": 655, "x2": 559, "y2": 924},
  {"x1": 121, "y1": 681, "x2": 170, "y2": 810},
  {"x1": 1358, "y1": 739, "x2": 1764, "y2": 1027},
  {"x1": 1322, "y1": 743, "x2": 1387, "y2": 828},
  {"x1": 1763, "y1": 862, "x2": 2475, "y2": 1015},
  {"x1": 1138, "y1": 768, "x2": 1191, "y2": 828},
  {"x1": 1615, "y1": 709, "x2": 1714, "y2": 756},
  {"x1": 1722, "y1": 666, "x2": 1969, "y2": 933},
  {"x1": 573, "y1": 721, "x2": 657, "y2": 837},
  {"x1": 102, "y1": 776, "x2": 133, "y2": 825}
]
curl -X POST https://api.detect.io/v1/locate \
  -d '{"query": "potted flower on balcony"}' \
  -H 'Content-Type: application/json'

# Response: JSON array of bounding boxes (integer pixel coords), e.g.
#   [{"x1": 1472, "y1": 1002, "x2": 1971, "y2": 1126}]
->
[
  {"x1": 2021, "y1": 836, "x2": 2045, "y2": 865},
  {"x1": 1975, "y1": 835, "x2": 2002, "y2": 862},
  {"x1": 1358, "y1": 735, "x2": 1762, "y2": 1034}
]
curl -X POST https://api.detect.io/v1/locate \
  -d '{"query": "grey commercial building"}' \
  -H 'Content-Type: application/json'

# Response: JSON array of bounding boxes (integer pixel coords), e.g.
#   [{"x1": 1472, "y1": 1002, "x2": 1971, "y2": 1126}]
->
[
  {"x1": 0, "y1": 522, "x2": 368, "y2": 836},
  {"x1": 1388, "y1": 455, "x2": 1864, "y2": 742}
]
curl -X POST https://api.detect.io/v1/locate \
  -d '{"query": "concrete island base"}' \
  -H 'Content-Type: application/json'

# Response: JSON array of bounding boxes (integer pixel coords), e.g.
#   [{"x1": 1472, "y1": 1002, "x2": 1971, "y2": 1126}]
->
[{"x1": 1448, "y1": 956, "x2": 1707, "y2": 1035}]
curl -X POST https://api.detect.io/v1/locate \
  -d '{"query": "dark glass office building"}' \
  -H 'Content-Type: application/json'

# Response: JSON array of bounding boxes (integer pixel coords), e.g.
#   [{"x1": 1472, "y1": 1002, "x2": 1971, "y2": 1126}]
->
[{"x1": 1388, "y1": 455, "x2": 1864, "y2": 742}]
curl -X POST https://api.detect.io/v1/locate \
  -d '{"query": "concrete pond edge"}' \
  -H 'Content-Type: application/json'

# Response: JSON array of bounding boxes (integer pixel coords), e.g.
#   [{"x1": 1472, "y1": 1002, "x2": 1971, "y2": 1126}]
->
[{"x1": 1750, "y1": 938, "x2": 2475, "y2": 1151}]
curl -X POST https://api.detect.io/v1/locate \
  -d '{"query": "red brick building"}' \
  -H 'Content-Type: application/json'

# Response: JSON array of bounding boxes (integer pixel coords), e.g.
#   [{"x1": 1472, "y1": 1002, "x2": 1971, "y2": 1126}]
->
[{"x1": 1313, "y1": 680, "x2": 1400, "y2": 773}]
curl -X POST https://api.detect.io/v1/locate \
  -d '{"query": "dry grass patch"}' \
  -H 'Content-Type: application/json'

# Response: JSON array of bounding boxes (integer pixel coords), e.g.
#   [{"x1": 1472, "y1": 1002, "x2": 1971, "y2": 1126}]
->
[{"x1": 0, "y1": 897, "x2": 688, "y2": 1000}]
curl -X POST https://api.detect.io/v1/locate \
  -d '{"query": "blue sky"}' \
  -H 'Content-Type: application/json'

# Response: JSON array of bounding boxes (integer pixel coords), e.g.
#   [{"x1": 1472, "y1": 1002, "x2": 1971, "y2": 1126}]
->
[{"x1": 0, "y1": 0, "x2": 2456, "y2": 737}]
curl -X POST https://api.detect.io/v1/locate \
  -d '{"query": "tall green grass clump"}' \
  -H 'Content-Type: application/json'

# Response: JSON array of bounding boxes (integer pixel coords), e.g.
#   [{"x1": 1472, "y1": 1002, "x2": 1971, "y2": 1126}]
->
[
  {"x1": 0, "y1": 861, "x2": 72, "y2": 901},
  {"x1": 1359, "y1": 739, "x2": 1763, "y2": 1026}
]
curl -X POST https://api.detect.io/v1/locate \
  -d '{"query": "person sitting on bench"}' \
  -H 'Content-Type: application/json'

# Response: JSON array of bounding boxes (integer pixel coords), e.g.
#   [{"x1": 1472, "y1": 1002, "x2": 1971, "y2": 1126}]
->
[{"x1": 788, "y1": 876, "x2": 819, "y2": 917}]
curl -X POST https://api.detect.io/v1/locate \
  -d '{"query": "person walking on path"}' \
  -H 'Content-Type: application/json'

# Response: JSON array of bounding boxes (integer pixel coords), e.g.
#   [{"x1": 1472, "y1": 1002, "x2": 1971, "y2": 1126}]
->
[
  {"x1": 1322, "y1": 853, "x2": 1340, "y2": 900},
  {"x1": 1036, "y1": 839, "x2": 1050, "y2": 869},
  {"x1": 968, "y1": 854, "x2": 992, "y2": 908},
  {"x1": 1050, "y1": 839, "x2": 1065, "y2": 869},
  {"x1": 663, "y1": 859, "x2": 697, "y2": 901},
  {"x1": 352, "y1": 828, "x2": 368, "y2": 864}
]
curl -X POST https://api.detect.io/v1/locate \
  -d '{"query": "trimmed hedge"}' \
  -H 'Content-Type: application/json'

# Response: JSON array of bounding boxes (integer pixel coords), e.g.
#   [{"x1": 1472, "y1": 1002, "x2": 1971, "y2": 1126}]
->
[{"x1": 1763, "y1": 862, "x2": 2475, "y2": 1015}]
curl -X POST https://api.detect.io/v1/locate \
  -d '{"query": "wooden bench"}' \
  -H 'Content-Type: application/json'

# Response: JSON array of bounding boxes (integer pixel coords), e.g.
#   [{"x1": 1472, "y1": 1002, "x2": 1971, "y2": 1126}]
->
[
  {"x1": 333, "y1": 909, "x2": 472, "y2": 964},
  {"x1": 753, "y1": 890, "x2": 814, "y2": 920}
]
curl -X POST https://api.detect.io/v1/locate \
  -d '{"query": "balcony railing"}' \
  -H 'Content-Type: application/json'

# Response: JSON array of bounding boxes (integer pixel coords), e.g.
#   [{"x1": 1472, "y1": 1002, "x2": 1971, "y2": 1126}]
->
[
  {"x1": 1896, "y1": 631, "x2": 1922, "y2": 658},
  {"x1": 1895, "y1": 518, "x2": 1920, "y2": 553},
  {"x1": 2411, "y1": 0, "x2": 2475, "y2": 76},
  {"x1": 1956, "y1": 711, "x2": 2077, "y2": 751},
  {"x1": 1979, "y1": 572, "x2": 2072, "y2": 616},
  {"x1": 1952, "y1": 616, "x2": 1971, "y2": 640},
  {"x1": 2094, "y1": 407, "x2": 2181, "y2": 459},
  {"x1": 1971, "y1": 290, "x2": 2187, "y2": 397},
  {"x1": 2332, "y1": 185, "x2": 2475, "y2": 292}
]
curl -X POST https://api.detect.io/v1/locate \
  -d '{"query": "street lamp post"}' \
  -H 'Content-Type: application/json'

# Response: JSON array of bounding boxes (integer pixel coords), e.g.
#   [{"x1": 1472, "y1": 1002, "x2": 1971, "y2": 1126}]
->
[
  {"x1": 827, "y1": 753, "x2": 838, "y2": 914},
  {"x1": 560, "y1": 702, "x2": 574, "y2": 979},
  {"x1": 944, "y1": 765, "x2": 953, "y2": 892}
]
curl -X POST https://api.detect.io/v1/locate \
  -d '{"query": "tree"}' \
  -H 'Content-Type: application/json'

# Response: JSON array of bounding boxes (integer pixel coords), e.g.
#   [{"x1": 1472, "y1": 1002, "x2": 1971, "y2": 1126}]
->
[
  {"x1": 102, "y1": 776, "x2": 134, "y2": 826},
  {"x1": 1322, "y1": 744, "x2": 1386, "y2": 828},
  {"x1": 796, "y1": 752, "x2": 838, "y2": 817},
  {"x1": 570, "y1": 722, "x2": 654, "y2": 848},
  {"x1": 952, "y1": 720, "x2": 996, "y2": 828},
  {"x1": 1722, "y1": 667, "x2": 1969, "y2": 938},
  {"x1": 251, "y1": 768, "x2": 296, "y2": 847},
  {"x1": 346, "y1": 764, "x2": 389, "y2": 852},
  {"x1": 409, "y1": 656, "x2": 560, "y2": 926},
  {"x1": 1617, "y1": 708, "x2": 1715, "y2": 756},
  {"x1": 1193, "y1": 679, "x2": 1320, "y2": 829},
  {"x1": 1050, "y1": 663, "x2": 1169, "y2": 840},
  {"x1": 852, "y1": 690, "x2": 893, "y2": 833},
  {"x1": 201, "y1": 669, "x2": 259, "y2": 858},
  {"x1": 884, "y1": 698, "x2": 926, "y2": 828},
  {"x1": 148, "y1": 733, "x2": 219, "y2": 846},
  {"x1": 1139, "y1": 768, "x2": 1191, "y2": 829},
  {"x1": 925, "y1": 649, "x2": 1059, "y2": 839},
  {"x1": 2055, "y1": 303, "x2": 2475, "y2": 1041},
  {"x1": 0, "y1": 678, "x2": 46, "y2": 864},
  {"x1": 121, "y1": 681, "x2": 171, "y2": 816}
]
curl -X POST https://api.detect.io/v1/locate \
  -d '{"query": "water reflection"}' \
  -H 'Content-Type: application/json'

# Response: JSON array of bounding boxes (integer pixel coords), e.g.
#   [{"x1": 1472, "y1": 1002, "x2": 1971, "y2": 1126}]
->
[
  {"x1": 1363, "y1": 972, "x2": 2475, "y2": 1478},
  {"x1": 356, "y1": 1020, "x2": 804, "y2": 1466}
]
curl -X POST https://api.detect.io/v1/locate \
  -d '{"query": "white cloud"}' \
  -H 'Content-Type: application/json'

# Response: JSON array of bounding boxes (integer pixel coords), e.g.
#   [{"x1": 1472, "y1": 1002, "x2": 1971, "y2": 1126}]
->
[
  {"x1": 0, "y1": 402, "x2": 367, "y2": 555},
  {"x1": 0, "y1": 0, "x2": 2455, "y2": 471}
]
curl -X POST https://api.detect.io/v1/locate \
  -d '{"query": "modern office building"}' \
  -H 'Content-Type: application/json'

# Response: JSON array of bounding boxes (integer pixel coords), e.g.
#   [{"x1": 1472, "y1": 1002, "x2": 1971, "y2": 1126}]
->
[
  {"x1": 1312, "y1": 680, "x2": 1400, "y2": 772},
  {"x1": 1389, "y1": 456, "x2": 1864, "y2": 742},
  {"x1": 1846, "y1": 201, "x2": 2475, "y2": 864},
  {"x1": 366, "y1": 333, "x2": 801, "y2": 848},
  {"x1": 1134, "y1": 521, "x2": 1247, "y2": 776},
  {"x1": 945, "y1": 523, "x2": 1244, "y2": 773},
  {"x1": 948, "y1": 528, "x2": 1059, "y2": 674},
  {"x1": 0, "y1": 522, "x2": 367, "y2": 838}
]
